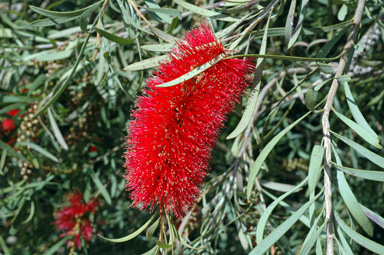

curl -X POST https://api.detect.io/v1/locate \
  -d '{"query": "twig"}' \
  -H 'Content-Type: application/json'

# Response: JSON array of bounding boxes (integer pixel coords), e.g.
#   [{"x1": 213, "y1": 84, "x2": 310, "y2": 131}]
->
[{"x1": 321, "y1": 1, "x2": 366, "y2": 254}]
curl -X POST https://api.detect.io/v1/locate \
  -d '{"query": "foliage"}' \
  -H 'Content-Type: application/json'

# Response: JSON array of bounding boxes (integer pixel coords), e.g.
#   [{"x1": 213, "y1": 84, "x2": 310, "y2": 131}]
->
[{"x1": 1, "y1": 0, "x2": 383, "y2": 254}]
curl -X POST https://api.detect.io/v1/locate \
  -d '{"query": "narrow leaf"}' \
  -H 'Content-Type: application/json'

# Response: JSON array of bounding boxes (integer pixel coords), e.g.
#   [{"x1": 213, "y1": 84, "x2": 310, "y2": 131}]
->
[
  {"x1": 42, "y1": 238, "x2": 67, "y2": 255},
  {"x1": 317, "y1": 63, "x2": 334, "y2": 74},
  {"x1": 256, "y1": 178, "x2": 308, "y2": 244},
  {"x1": 332, "y1": 163, "x2": 384, "y2": 182},
  {"x1": 335, "y1": 213, "x2": 384, "y2": 254},
  {"x1": 247, "y1": 112, "x2": 310, "y2": 199},
  {"x1": 156, "y1": 240, "x2": 172, "y2": 249},
  {"x1": 337, "y1": 168, "x2": 373, "y2": 236},
  {"x1": 304, "y1": 89, "x2": 316, "y2": 112},
  {"x1": 124, "y1": 55, "x2": 168, "y2": 71},
  {"x1": 250, "y1": 190, "x2": 323, "y2": 255},
  {"x1": 227, "y1": 8, "x2": 271, "y2": 139},
  {"x1": 90, "y1": 170, "x2": 112, "y2": 205},
  {"x1": 300, "y1": 221, "x2": 327, "y2": 255},
  {"x1": 33, "y1": 34, "x2": 91, "y2": 117},
  {"x1": 48, "y1": 108, "x2": 69, "y2": 150},
  {"x1": 141, "y1": 44, "x2": 173, "y2": 52},
  {"x1": 98, "y1": 214, "x2": 157, "y2": 243},
  {"x1": 288, "y1": 0, "x2": 309, "y2": 49},
  {"x1": 16, "y1": 142, "x2": 58, "y2": 162},
  {"x1": 226, "y1": 87, "x2": 258, "y2": 140},
  {"x1": 333, "y1": 108, "x2": 382, "y2": 149},
  {"x1": 360, "y1": 203, "x2": 384, "y2": 229},
  {"x1": 329, "y1": 130, "x2": 384, "y2": 168},
  {"x1": 150, "y1": 26, "x2": 177, "y2": 43},
  {"x1": 141, "y1": 246, "x2": 158, "y2": 255},
  {"x1": 308, "y1": 145, "x2": 325, "y2": 193},
  {"x1": 174, "y1": 0, "x2": 238, "y2": 22},
  {"x1": 146, "y1": 219, "x2": 159, "y2": 241},
  {"x1": 156, "y1": 53, "x2": 226, "y2": 88},
  {"x1": 285, "y1": 0, "x2": 297, "y2": 44},
  {"x1": 95, "y1": 28, "x2": 136, "y2": 45},
  {"x1": 343, "y1": 81, "x2": 378, "y2": 137}
]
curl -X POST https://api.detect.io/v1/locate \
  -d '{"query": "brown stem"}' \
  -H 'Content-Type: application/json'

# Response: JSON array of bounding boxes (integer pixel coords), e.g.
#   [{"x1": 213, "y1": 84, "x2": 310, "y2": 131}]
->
[{"x1": 321, "y1": 1, "x2": 366, "y2": 254}]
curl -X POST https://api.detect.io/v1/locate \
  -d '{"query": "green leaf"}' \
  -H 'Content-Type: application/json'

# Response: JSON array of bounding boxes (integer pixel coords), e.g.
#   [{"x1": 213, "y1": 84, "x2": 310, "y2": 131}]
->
[
  {"x1": 90, "y1": 170, "x2": 112, "y2": 205},
  {"x1": 150, "y1": 26, "x2": 176, "y2": 43},
  {"x1": 16, "y1": 142, "x2": 59, "y2": 162},
  {"x1": 285, "y1": 0, "x2": 297, "y2": 44},
  {"x1": 141, "y1": 246, "x2": 159, "y2": 255},
  {"x1": 145, "y1": 0, "x2": 174, "y2": 24},
  {"x1": 337, "y1": 4, "x2": 348, "y2": 21},
  {"x1": 21, "y1": 201, "x2": 35, "y2": 224},
  {"x1": 317, "y1": 63, "x2": 334, "y2": 74},
  {"x1": 300, "y1": 221, "x2": 327, "y2": 255},
  {"x1": 42, "y1": 238, "x2": 67, "y2": 255},
  {"x1": 314, "y1": 78, "x2": 332, "y2": 91},
  {"x1": 98, "y1": 214, "x2": 157, "y2": 243},
  {"x1": 247, "y1": 112, "x2": 310, "y2": 199},
  {"x1": 167, "y1": 17, "x2": 178, "y2": 34},
  {"x1": 336, "y1": 223, "x2": 354, "y2": 255},
  {"x1": 336, "y1": 74, "x2": 351, "y2": 82},
  {"x1": 156, "y1": 240, "x2": 172, "y2": 249},
  {"x1": 48, "y1": 108, "x2": 68, "y2": 150},
  {"x1": 174, "y1": 0, "x2": 238, "y2": 22},
  {"x1": 30, "y1": 3, "x2": 101, "y2": 19},
  {"x1": 332, "y1": 108, "x2": 382, "y2": 149},
  {"x1": 0, "y1": 149, "x2": 7, "y2": 175},
  {"x1": 147, "y1": 8, "x2": 181, "y2": 20},
  {"x1": 337, "y1": 166, "x2": 373, "y2": 236},
  {"x1": 0, "y1": 235, "x2": 10, "y2": 255},
  {"x1": 288, "y1": 0, "x2": 309, "y2": 49},
  {"x1": 332, "y1": 163, "x2": 384, "y2": 182},
  {"x1": 308, "y1": 145, "x2": 325, "y2": 193},
  {"x1": 343, "y1": 81, "x2": 378, "y2": 137},
  {"x1": 157, "y1": 53, "x2": 226, "y2": 88},
  {"x1": 227, "y1": 8, "x2": 271, "y2": 140},
  {"x1": 304, "y1": 89, "x2": 316, "y2": 112},
  {"x1": 25, "y1": 50, "x2": 73, "y2": 62},
  {"x1": 335, "y1": 213, "x2": 384, "y2": 254},
  {"x1": 95, "y1": 28, "x2": 136, "y2": 45},
  {"x1": 30, "y1": 2, "x2": 101, "y2": 27},
  {"x1": 80, "y1": 3, "x2": 99, "y2": 32},
  {"x1": 141, "y1": 44, "x2": 173, "y2": 52},
  {"x1": 317, "y1": 25, "x2": 350, "y2": 58},
  {"x1": 226, "y1": 71, "x2": 259, "y2": 140},
  {"x1": 329, "y1": 130, "x2": 384, "y2": 168},
  {"x1": 33, "y1": 33, "x2": 91, "y2": 118},
  {"x1": 250, "y1": 189, "x2": 323, "y2": 255},
  {"x1": 256, "y1": 178, "x2": 308, "y2": 245},
  {"x1": 124, "y1": 55, "x2": 168, "y2": 71},
  {"x1": 146, "y1": 219, "x2": 159, "y2": 241},
  {"x1": 259, "y1": 180, "x2": 298, "y2": 193},
  {"x1": 360, "y1": 204, "x2": 384, "y2": 229}
]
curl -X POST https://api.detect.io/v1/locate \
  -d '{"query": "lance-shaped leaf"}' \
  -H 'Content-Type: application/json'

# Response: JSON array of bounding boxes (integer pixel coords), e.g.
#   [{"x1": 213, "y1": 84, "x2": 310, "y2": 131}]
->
[
  {"x1": 329, "y1": 130, "x2": 384, "y2": 168},
  {"x1": 95, "y1": 28, "x2": 136, "y2": 45},
  {"x1": 156, "y1": 53, "x2": 226, "y2": 88},
  {"x1": 124, "y1": 55, "x2": 168, "y2": 71},
  {"x1": 332, "y1": 163, "x2": 384, "y2": 182},
  {"x1": 247, "y1": 112, "x2": 310, "y2": 199},
  {"x1": 333, "y1": 108, "x2": 381, "y2": 149},
  {"x1": 250, "y1": 189, "x2": 323, "y2": 255},
  {"x1": 335, "y1": 213, "x2": 384, "y2": 254},
  {"x1": 98, "y1": 214, "x2": 157, "y2": 243},
  {"x1": 343, "y1": 81, "x2": 378, "y2": 137}
]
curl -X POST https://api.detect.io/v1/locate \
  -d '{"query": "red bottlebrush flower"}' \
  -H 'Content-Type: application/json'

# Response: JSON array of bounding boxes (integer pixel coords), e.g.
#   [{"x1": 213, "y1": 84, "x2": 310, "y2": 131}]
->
[
  {"x1": 124, "y1": 23, "x2": 253, "y2": 217},
  {"x1": 1, "y1": 110, "x2": 20, "y2": 134},
  {"x1": 54, "y1": 192, "x2": 99, "y2": 249}
]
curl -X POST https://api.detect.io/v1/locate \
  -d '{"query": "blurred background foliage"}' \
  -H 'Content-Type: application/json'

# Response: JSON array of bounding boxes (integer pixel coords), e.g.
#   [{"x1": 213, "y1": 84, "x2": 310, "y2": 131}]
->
[{"x1": 0, "y1": 0, "x2": 383, "y2": 254}]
